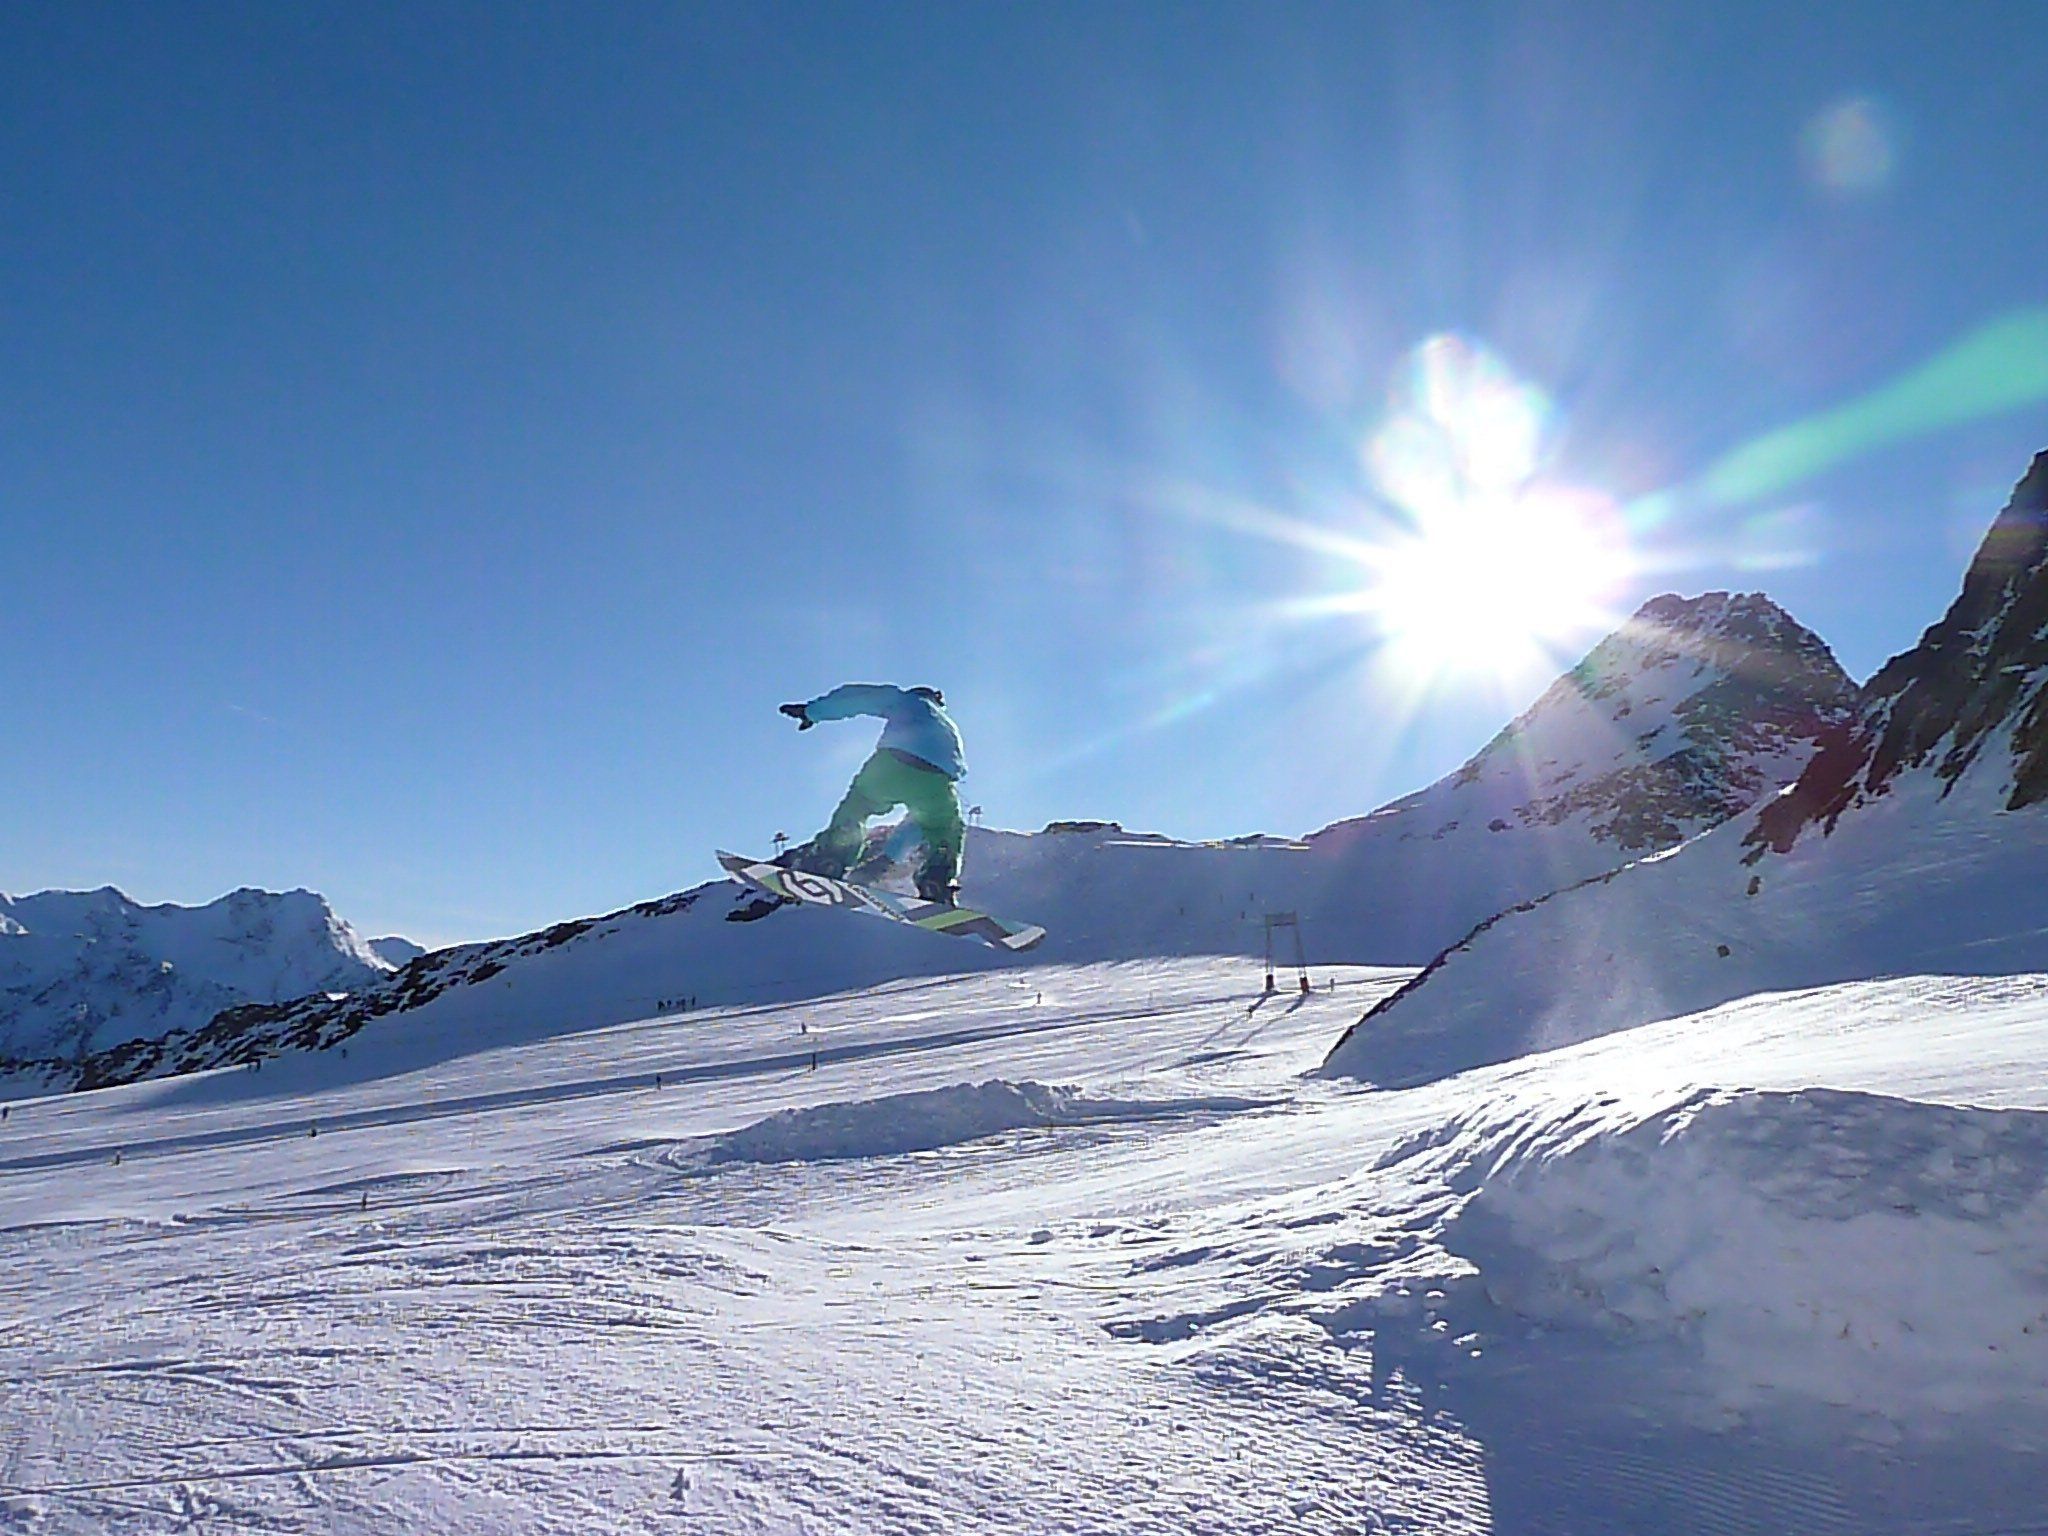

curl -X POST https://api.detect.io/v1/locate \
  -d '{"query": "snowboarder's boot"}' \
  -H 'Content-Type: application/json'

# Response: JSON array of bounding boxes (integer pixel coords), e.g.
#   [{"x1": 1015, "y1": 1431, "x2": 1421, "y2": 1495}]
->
[
  {"x1": 915, "y1": 846, "x2": 961, "y2": 906},
  {"x1": 842, "y1": 826, "x2": 899, "y2": 887},
  {"x1": 774, "y1": 840, "x2": 849, "y2": 880}
]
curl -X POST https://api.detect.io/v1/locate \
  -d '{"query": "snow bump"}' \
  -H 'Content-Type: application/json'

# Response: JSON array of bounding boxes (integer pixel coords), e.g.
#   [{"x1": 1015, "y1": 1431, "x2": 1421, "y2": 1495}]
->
[
  {"x1": 706, "y1": 1079, "x2": 1266, "y2": 1166},
  {"x1": 1447, "y1": 1086, "x2": 2048, "y2": 1423}
]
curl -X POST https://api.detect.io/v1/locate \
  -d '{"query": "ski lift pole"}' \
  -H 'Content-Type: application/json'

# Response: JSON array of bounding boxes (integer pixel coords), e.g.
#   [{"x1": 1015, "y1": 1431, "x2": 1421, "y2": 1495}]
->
[{"x1": 1263, "y1": 911, "x2": 1310, "y2": 994}]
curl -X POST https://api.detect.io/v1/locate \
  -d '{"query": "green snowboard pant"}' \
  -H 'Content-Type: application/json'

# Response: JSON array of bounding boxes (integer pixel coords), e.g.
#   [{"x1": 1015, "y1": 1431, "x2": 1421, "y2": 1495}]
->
[{"x1": 813, "y1": 750, "x2": 963, "y2": 883}]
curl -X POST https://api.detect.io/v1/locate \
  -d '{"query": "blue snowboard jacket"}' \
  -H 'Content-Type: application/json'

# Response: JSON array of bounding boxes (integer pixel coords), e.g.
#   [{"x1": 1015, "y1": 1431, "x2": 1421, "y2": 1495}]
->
[{"x1": 803, "y1": 684, "x2": 967, "y2": 781}]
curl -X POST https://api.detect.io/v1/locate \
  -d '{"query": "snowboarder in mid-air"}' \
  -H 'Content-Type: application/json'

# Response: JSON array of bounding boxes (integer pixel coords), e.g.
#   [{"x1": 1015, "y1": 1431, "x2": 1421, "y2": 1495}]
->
[
  {"x1": 719, "y1": 684, "x2": 1039, "y2": 949},
  {"x1": 777, "y1": 683, "x2": 967, "y2": 903}
]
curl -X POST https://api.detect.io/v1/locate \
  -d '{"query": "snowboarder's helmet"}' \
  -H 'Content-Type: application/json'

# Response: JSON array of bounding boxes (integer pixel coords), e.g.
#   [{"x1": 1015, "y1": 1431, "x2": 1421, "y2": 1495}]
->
[{"x1": 909, "y1": 685, "x2": 944, "y2": 706}]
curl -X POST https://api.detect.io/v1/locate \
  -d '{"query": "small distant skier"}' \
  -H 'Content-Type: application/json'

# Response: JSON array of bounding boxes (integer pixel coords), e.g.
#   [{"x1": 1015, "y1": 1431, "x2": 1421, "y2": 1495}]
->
[{"x1": 777, "y1": 684, "x2": 967, "y2": 903}]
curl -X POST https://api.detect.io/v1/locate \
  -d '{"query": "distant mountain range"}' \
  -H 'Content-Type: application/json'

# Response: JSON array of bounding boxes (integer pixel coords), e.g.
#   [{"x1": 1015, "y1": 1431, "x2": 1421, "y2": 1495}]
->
[
  {"x1": 25, "y1": 448, "x2": 2048, "y2": 1097},
  {"x1": 22, "y1": 576, "x2": 1861, "y2": 1091},
  {"x1": 1325, "y1": 450, "x2": 2048, "y2": 1085},
  {"x1": 0, "y1": 887, "x2": 396, "y2": 1084}
]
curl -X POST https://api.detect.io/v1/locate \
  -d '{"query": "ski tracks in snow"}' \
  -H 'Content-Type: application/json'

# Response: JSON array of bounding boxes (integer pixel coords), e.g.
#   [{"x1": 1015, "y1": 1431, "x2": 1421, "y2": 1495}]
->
[
  {"x1": 0, "y1": 965, "x2": 1475, "y2": 1534},
  {"x1": 9, "y1": 961, "x2": 2048, "y2": 1531},
  {"x1": 0, "y1": 1183, "x2": 1479, "y2": 1533}
]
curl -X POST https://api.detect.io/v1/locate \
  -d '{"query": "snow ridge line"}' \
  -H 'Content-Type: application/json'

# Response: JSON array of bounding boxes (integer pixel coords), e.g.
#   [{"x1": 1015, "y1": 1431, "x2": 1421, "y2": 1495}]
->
[{"x1": 1320, "y1": 856, "x2": 1634, "y2": 1071}]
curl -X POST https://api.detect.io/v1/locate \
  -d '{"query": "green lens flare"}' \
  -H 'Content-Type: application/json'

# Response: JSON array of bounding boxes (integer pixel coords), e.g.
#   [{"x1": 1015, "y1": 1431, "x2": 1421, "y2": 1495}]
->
[{"x1": 1700, "y1": 307, "x2": 2048, "y2": 507}]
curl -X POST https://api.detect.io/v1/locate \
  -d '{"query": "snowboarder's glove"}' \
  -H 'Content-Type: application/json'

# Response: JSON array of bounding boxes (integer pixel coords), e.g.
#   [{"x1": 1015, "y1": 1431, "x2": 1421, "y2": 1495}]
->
[{"x1": 780, "y1": 702, "x2": 814, "y2": 730}]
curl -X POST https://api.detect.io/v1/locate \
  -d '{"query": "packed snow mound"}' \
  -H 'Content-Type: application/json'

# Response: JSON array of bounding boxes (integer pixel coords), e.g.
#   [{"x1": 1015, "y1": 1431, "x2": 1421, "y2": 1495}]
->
[
  {"x1": 1438, "y1": 1086, "x2": 2048, "y2": 1424},
  {"x1": 707, "y1": 1079, "x2": 1265, "y2": 1165},
  {"x1": 0, "y1": 885, "x2": 391, "y2": 1067},
  {"x1": 710, "y1": 1080, "x2": 1080, "y2": 1165},
  {"x1": 1328, "y1": 450, "x2": 2048, "y2": 1084}
]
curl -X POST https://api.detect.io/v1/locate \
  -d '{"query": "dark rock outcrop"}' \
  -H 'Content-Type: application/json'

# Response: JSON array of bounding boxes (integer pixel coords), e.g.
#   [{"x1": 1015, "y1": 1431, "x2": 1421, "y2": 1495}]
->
[{"x1": 1747, "y1": 451, "x2": 2048, "y2": 858}]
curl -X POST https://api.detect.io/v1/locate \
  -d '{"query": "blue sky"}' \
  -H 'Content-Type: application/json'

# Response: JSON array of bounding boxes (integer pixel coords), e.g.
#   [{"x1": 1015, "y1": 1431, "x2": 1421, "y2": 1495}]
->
[{"x1": 5, "y1": 2, "x2": 2047, "y2": 944}]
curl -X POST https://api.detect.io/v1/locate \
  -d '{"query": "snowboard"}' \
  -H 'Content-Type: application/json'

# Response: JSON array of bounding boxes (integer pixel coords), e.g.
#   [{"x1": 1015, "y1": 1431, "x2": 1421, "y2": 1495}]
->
[{"x1": 717, "y1": 851, "x2": 1046, "y2": 952}]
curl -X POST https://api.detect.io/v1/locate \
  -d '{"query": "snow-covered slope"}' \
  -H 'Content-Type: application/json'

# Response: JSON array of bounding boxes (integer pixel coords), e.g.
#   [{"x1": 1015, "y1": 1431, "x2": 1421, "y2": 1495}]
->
[
  {"x1": 57, "y1": 590, "x2": 1853, "y2": 1092},
  {"x1": 7, "y1": 959, "x2": 2048, "y2": 1531},
  {"x1": 0, "y1": 887, "x2": 391, "y2": 1074},
  {"x1": 1326, "y1": 449, "x2": 2048, "y2": 1085}
]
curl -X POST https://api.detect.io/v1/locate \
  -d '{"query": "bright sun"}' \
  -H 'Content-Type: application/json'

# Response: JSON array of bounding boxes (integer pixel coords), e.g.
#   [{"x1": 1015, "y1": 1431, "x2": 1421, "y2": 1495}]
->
[{"x1": 1354, "y1": 335, "x2": 1633, "y2": 685}]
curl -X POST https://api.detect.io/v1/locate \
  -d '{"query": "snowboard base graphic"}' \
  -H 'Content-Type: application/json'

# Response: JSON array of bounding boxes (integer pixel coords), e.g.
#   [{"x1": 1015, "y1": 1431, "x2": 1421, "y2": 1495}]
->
[{"x1": 717, "y1": 852, "x2": 1046, "y2": 952}]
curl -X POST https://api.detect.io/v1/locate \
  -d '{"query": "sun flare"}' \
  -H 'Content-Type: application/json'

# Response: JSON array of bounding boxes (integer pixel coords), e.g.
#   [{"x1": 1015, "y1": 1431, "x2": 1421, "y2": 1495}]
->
[{"x1": 1354, "y1": 336, "x2": 1634, "y2": 685}]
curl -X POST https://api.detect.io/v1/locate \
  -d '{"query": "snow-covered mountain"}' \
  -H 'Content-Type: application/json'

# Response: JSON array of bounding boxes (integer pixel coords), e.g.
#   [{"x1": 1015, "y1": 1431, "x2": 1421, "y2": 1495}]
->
[
  {"x1": 1335, "y1": 590, "x2": 1858, "y2": 852},
  {"x1": 964, "y1": 590, "x2": 1854, "y2": 960},
  {"x1": 62, "y1": 591, "x2": 1854, "y2": 1092},
  {"x1": 0, "y1": 887, "x2": 392, "y2": 1077},
  {"x1": 1326, "y1": 449, "x2": 2048, "y2": 1086},
  {"x1": 72, "y1": 886, "x2": 768, "y2": 1090},
  {"x1": 369, "y1": 936, "x2": 427, "y2": 969},
  {"x1": 1748, "y1": 450, "x2": 2048, "y2": 842}
]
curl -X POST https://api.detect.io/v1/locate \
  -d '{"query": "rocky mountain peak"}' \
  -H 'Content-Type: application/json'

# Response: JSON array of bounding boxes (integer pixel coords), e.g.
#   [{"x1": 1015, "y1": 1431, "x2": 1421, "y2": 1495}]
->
[
  {"x1": 1747, "y1": 450, "x2": 2048, "y2": 858},
  {"x1": 1565, "y1": 590, "x2": 1854, "y2": 705},
  {"x1": 1441, "y1": 590, "x2": 1859, "y2": 852}
]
